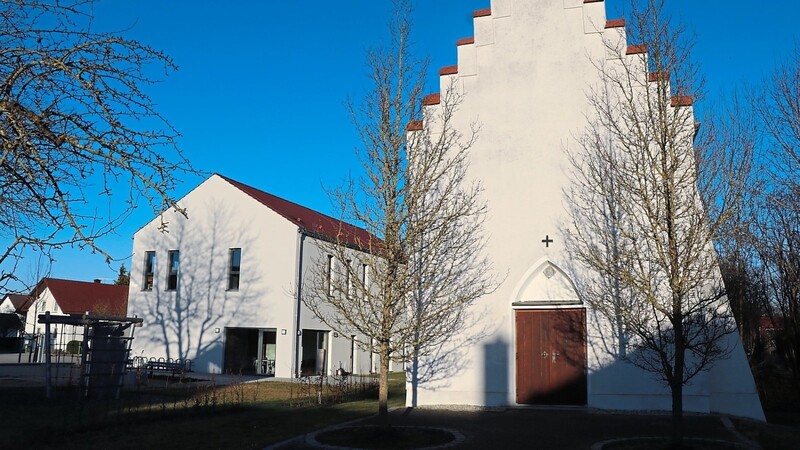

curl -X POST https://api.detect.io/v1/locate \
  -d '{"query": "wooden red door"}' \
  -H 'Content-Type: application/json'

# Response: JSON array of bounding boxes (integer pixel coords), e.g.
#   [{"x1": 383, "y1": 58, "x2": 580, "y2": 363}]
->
[{"x1": 516, "y1": 309, "x2": 587, "y2": 405}]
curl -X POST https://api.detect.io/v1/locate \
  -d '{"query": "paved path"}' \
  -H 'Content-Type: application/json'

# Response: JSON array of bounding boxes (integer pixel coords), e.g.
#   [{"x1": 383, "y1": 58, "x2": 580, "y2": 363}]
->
[{"x1": 271, "y1": 407, "x2": 752, "y2": 449}]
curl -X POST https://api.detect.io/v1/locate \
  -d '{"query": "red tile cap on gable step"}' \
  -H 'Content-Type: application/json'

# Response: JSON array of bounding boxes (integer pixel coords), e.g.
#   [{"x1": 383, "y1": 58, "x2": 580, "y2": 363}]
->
[
  {"x1": 605, "y1": 18, "x2": 625, "y2": 28},
  {"x1": 439, "y1": 65, "x2": 458, "y2": 76},
  {"x1": 457, "y1": 37, "x2": 475, "y2": 46},
  {"x1": 407, "y1": 120, "x2": 423, "y2": 131},
  {"x1": 473, "y1": 8, "x2": 491, "y2": 18},
  {"x1": 422, "y1": 93, "x2": 441, "y2": 106},
  {"x1": 671, "y1": 95, "x2": 693, "y2": 107},
  {"x1": 626, "y1": 44, "x2": 648, "y2": 55},
  {"x1": 648, "y1": 72, "x2": 669, "y2": 82}
]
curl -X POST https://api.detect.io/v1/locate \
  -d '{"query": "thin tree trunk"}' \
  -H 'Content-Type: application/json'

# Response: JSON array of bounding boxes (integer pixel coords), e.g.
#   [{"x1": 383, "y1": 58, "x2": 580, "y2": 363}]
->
[
  {"x1": 378, "y1": 341, "x2": 391, "y2": 426},
  {"x1": 671, "y1": 380, "x2": 683, "y2": 447},
  {"x1": 671, "y1": 310, "x2": 685, "y2": 447}
]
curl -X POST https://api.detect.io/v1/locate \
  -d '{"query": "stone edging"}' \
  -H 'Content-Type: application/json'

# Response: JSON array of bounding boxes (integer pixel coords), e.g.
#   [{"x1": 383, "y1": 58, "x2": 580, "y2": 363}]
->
[
  {"x1": 305, "y1": 425, "x2": 466, "y2": 450},
  {"x1": 590, "y1": 437, "x2": 755, "y2": 450}
]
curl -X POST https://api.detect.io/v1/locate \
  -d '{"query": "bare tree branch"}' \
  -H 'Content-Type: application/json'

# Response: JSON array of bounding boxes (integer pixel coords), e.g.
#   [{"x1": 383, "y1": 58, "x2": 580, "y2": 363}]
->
[{"x1": 0, "y1": 0, "x2": 194, "y2": 289}]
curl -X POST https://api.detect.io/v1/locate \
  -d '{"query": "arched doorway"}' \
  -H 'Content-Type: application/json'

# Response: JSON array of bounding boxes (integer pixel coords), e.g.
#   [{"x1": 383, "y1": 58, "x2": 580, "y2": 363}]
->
[{"x1": 512, "y1": 260, "x2": 587, "y2": 405}]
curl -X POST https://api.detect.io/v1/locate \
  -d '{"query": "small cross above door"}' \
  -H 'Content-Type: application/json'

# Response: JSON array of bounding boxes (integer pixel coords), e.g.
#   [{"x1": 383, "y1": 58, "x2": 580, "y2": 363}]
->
[{"x1": 542, "y1": 235, "x2": 553, "y2": 248}]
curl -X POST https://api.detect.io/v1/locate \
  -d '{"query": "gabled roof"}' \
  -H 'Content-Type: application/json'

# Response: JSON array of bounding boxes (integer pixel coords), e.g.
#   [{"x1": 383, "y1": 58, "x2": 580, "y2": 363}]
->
[
  {"x1": 30, "y1": 278, "x2": 128, "y2": 316},
  {"x1": 2, "y1": 294, "x2": 33, "y2": 313},
  {"x1": 217, "y1": 174, "x2": 380, "y2": 252}
]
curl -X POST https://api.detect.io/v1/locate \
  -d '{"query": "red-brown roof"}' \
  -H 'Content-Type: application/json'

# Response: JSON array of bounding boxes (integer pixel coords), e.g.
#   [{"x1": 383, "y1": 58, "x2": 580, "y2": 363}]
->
[
  {"x1": 218, "y1": 175, "x2": 380, "y2": 253},
  {"x1": 3, "y1": 294, "x2": 33, "y2": 313},
  {"x1": 31, "y1": 278, "x2": 128, "y2": 316}
]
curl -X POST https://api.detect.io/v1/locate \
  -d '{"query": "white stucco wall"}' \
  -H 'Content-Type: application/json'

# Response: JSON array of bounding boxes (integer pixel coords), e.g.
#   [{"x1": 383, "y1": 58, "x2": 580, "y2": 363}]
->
[
  {"x1": 297, "y1": 235, "x2": 380, "y2": 376},
  {"x1": 0, "y1": 298, "x2": 15, "y2": 314},
  {"x1": 128, "y1": 175, "x2": 301, "y2": 376},
  {"x1": 408, "y1": 0, "x2": 764, "y2": 421},
  {"x1": 23, "y1": 288, "x2": 60, "y2": 335}
]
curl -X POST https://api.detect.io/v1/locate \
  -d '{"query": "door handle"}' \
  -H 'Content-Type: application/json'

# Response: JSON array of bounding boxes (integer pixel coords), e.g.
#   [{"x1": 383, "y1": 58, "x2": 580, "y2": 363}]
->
[{"x1": 552, "y1": 351, "x2": 559, "y2": 363}]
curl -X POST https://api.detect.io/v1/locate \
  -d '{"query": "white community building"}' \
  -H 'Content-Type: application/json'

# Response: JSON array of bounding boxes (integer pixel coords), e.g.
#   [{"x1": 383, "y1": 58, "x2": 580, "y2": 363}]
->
[
  {"x1": 127, "y1": 174, "x2": 386, "y2": 378},
  {"x1": 404, "y1": 0, "x2": 764, "y2": 421}
]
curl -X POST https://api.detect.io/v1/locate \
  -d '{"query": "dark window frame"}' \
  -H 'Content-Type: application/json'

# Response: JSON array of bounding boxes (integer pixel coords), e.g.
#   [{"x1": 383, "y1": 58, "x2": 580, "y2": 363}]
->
[
  {"x1": 166, "y1": 250, "x2": 180, "y2": 291},
  {"x1": 143, "y1": 251, "x2": 156, "y2": 291},
  {"x1": 228, "y1": 248, "x2": 241, "y2": 291},
  {"x1": 345, "y1": 259, "x2": 352, "y2": 298},
  {"x1": 326, "y1": 255, "x2": 334, "y2": 297}
]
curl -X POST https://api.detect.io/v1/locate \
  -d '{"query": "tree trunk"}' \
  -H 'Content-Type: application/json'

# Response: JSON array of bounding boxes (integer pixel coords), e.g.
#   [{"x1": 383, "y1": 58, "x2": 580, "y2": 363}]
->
[
  {"x1": 671, "y1": 311, "x2": 685, "y2": 447},
  {"x1": 670, "y1": 380, "x2": 683, "y2": 448},
  {"x1": 378, "y1": 341, "x2": 391, "y2": 426}
]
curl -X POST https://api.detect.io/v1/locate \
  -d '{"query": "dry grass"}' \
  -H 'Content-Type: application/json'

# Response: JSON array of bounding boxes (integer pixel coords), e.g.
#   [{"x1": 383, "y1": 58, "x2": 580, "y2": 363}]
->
[{"x1": 0, "y1": 372, "x2": 400, "y2": 450}]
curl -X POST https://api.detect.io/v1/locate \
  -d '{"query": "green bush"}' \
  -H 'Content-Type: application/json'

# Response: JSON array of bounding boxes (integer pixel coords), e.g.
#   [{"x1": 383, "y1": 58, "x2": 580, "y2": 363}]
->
[{"x1": 66, "y1": 340, "x2": 82, "y2": 355}]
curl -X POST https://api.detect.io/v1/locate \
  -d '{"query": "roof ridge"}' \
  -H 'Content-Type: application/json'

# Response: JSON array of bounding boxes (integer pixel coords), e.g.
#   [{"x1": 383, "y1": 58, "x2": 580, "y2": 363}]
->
[
  {"x1": 215, "y1": 174, "x2": 379, "y2": 251},
  {"x1": 216, "y1": 174, "x2": 356, "y2": 228}
]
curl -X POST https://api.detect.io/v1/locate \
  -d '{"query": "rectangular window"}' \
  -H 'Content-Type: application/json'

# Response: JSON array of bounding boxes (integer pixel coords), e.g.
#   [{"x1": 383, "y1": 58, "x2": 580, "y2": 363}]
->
[
  {"x1": 345, "y1": 259, "x2": 352, "y2": 298},
  {"x1": 228, "y1": 248, "x2": 241, "y2": 290},
  {"x1": 361, "y1": 264, "x2": 369, "y2": 297},
  {"x1": 326, "y1": 255, "x2": 334, "y2": 296},
  {"x1": 166, "y1": 250, "x2": 179, "y2": 290},
  {"x1": 143, "y1": 251, "x2": 155, "y2": 291}
]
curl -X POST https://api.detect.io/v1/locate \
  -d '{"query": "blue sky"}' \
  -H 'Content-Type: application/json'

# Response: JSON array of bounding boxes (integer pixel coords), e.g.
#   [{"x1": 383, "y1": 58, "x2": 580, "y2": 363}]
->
[{"x1": 24, "y1": 0, "x2": 799, "y2": 286}]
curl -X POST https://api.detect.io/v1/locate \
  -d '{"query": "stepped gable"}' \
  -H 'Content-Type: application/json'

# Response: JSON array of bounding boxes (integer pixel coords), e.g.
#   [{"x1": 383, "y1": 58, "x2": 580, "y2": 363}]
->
[
  {"x1": 218, "y1": 174, "x2": 379, "y2": 252},
  {"x1": 408, "y1": 0, "x2": 691, "y2": 117}
]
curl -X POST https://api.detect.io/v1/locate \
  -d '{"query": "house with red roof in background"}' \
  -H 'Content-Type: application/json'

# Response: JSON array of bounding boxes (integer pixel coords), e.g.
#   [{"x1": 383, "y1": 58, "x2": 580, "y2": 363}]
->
[
  {"x1": 20, "y1": 278, "x2": 128, "y2": 336},
  {"x1": 0, "y1": 293, "x2": 33, "y2": 317},
  {"x1": 128, "y1": 174, "x2": 384, "y2": 378},
  {"x1": 0, "y1": 294, "x2": 33, "y2": 337}
]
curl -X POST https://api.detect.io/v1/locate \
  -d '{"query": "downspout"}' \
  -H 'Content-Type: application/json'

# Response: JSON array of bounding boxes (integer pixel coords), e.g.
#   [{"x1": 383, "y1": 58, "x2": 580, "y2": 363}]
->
[{"x1": 294, "y1": 229, "x2": 306, "y2": 378}]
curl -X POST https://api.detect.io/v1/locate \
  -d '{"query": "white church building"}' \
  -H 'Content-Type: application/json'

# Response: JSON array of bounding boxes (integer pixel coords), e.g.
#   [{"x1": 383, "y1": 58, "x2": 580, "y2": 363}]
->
[{"x1": 404, "y1": 0, "x2": 764, "y2": 421}]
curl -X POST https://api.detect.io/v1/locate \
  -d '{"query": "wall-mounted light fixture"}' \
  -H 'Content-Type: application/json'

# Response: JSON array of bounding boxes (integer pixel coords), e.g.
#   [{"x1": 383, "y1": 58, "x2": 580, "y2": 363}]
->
[
  {"x1": 333, "y1": 332, "x2": 339, "y2": 338},
  {"x1": 214, "y1": 327, "x2": 220, "y2": 333},
  {"x1": 281, "y1": 329, "x2": 287, "y2": 335},
  {"x1": 297, "y1": 330, "x2": 302, "y2": 336}
]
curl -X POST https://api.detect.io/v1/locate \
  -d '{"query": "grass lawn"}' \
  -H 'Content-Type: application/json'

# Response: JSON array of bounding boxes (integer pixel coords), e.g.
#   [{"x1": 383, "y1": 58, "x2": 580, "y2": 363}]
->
[{"x1": 0, "y1": 372, "x2": 406, "y2": 449}]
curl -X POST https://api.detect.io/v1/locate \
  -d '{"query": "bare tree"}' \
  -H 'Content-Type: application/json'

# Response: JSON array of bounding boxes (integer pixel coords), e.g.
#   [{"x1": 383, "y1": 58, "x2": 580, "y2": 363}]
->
[
  {"x1": 749, "y1": 46, "x2": 800, "y2": 384},
  {"x1": 301, "y1": 0, "x2": 496, "y2": 423},
  {"x1": 710, "y1": 95, "x2": 765, "y2": 362},
  {"x1": 565, "y1": 0, "x2": 750, "y2": 444},
  {"x1": 0, "y1": 0, "x2": 193, "y2": 290},
  {"x1": 751, "y1": 202, "x2": 800, "y2": 382}
]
